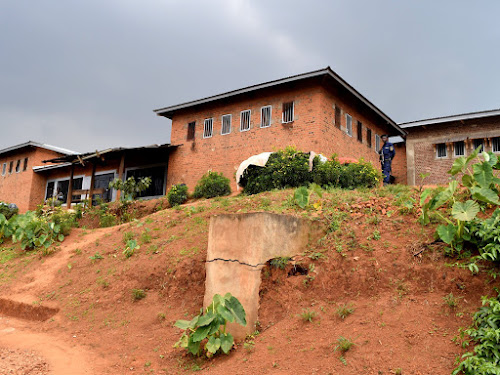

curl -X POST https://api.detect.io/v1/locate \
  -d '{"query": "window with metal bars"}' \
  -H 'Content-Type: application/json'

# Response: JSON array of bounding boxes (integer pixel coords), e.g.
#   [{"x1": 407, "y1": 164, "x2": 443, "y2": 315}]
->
[
  {"x1": 334, "y1": 106, "x2": 341, "y2": 129},
  {"x1": 187, "y1": 121, "x2": 196, "y2": 141},
  {"x1": 203, "y1": 118, "x2": 213, "y2": 138},
  {"x1": 436, "y1": 143, "x2": 447, "y2": 158},
  {"x1": 1, "y1": 163, "x2": 6, "y2": 176},
  {"x1": 23, "y1": 158, "x2": 28, "y2": 171},
  {"x1": 240, "y1": 110, "x2": 251, "y2": 131},
  {"x1": 473, "y1": 139, "x2": 484, "y2": 152},
  {"x1": 357, "y1": 121, "x2": 363, "y2": 142},
  {"x1": 367, "y1": 129, "x2": 372, "y2": 148},
  {"x1": 345, "y1": 114, "x2": 352, "y2": 136},
  {"x1": 221, "y1": 114, "x2": 231, "y2": 135},
  {"x1": 261, "y1": 106, "x2": 272, "y2": 128},
  {"x1": 375, "y1": 134, "x2": 381, "y2": 152},
  {"x1": 454, "y1": 141, "x2": 465, "y2": 157},
  {"x1": 493, "y1": 137, "x2": 500, "y2": 153},
  {"x1": 9, "y1": 161, "x2": 13, "y2": 174},
  {"x1": 282, "y1": 101, "x2": 294, "y2": 123},
  {"x1": 15, "y1": 160, "x2": 20, "y2": 173}
]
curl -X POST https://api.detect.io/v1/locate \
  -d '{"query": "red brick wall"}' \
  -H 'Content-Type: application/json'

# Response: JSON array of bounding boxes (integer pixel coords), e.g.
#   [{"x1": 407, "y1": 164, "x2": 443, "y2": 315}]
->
[
  {"x1": 0, "y1": 147, "x2": 63, "y2": 212},
  {"x1": 391, "y1": 143, "x2": 407, "y2": 185},
  {"x1": 405, "y1": 116, "x2": 500, "y2": 185},
  {"x1": 167, "y1": 81, "x2": 398, "y2": 191}
]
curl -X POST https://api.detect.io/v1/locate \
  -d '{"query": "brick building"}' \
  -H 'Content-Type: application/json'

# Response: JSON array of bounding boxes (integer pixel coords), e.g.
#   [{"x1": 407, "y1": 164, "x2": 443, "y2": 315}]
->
[
  {"x1": 400, "y1": 109, "x2": 500, "y2": 185},
  {"x1": 0, "y1": 141, "x2": 76, "y2": 212},
  {"x1": 154, "y1": 67, "x2": 406, "y2": 190}
]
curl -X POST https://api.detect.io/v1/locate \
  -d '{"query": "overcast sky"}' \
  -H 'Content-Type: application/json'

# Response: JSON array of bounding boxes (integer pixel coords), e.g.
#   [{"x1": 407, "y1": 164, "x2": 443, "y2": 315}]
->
[{"x1": 1, "y1": 1, "x2": 499, "y2": 152}]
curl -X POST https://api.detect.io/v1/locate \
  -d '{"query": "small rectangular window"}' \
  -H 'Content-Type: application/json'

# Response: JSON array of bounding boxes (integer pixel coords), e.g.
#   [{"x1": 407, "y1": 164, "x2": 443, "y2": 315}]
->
[
  {"x1": 493, "y1": 137, "x2": 500, "y2": 153},
  {"x1": 240, "y1": 110, "x2": 251, "y2": 131},
  {"x1": 187, "y1": 121, "x2": 196, "y2": 141},
  {"x1": 345, "y1": 114, "x2": 352, "y2": 136},
  {"x1": 454, "y1": 141, "x2": 465, "y2": 157},
  {"x1": 282, "y1": 101, "x2": 294, "y2": 123},
  {"x1": 357, "y1": 121, "x2": 363, "y2": 142},
  {"x1": 334, "y1": 106, "x2": 341, "y2": 129},
  {"x1": 436, "y1": 143, "x2": 447, "y2": 158},
  {"x1": 261, "y1": 106, "x2": 272, "y2": 128},
  {"x1": 23, "y1": 158, "x2": 28, "y2": 172},
  {"x1": 221, "y1": 114, "x2": 231, "y2": 135},
  {"x1": 15, "y1": 160, "x2": 20, "y2": 173},
  {"x1": 45, "y1": 181, "x2": 55, "y2": 200},
  {"x1": 375, "y1": 134, "x2": 381, "y2": 152},
  {"x1": 1, "y1": 163, "x2": 6, "y2": 176},
  {"x1": 9, "y1": 161, "x2": 13, "y2": 174},
  {"x1": 203, "y1": 118, "x2": 213, "y2": 138},
  {"x1": 367, "y1": 129, "x2": 372, "y2": 148},
  {"x1": 473, "y1": 139, "x2": 484, "y2": 152}
]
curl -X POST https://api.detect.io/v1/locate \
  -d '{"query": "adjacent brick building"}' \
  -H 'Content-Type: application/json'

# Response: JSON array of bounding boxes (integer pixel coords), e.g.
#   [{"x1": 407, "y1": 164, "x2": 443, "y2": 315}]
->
[
  {"x1": 400, "y1": 109, "x2": 500, "y2": 185},
  {"x1": 0, "y1": 141, "x2": 76, "y2": 212},
  {"x1": 154, "y1": 67, "x2": 406, "y2": 190}
]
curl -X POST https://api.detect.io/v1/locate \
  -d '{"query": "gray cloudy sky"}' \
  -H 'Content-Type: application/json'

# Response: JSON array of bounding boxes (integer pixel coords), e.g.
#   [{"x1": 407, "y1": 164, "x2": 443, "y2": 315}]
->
[{"x1": 1, "y1": 1, "x2": 500, "y2": 152}]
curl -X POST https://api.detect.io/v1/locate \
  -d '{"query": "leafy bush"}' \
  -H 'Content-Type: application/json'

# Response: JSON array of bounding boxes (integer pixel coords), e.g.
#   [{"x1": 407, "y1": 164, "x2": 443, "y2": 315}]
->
[
  {"x1": 193, "y1": 171, "x2": 231, "y2": 199},
  {"x1": 123, "y1": 239, "x2": 139, "y2": 258},
  {"x1": 132, "y1": 288, "x2": 147, "y2": 301},
  {"x1": 0, "y1": 202, "x2": 18, "y2": 220},
  {"x1": 49, "y1": 208, "x2": 78, "y2": 236},
  {"x1": 99, "y1": 213, "x2": 117, "y2": 228},
  {"x1": 167, "y1": 184, "x2": 188, "y2": 207},
  {"x1": 109, "y1": 176, "x2": 152, "y2": 201},
  {"x1": 453, "y1": 294, "x2": 500, "y2": 374},
  {"x1": 239, "y1": 148, "x2": 381, "y2": 195},
  {"x1": 174, "y1": 293, "x2": 246, "y2": 357}
]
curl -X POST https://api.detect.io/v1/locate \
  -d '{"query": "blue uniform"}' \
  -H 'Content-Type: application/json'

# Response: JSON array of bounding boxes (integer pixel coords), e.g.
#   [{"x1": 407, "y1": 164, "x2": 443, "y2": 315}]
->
[{"x1": 380, "y1": 141, "x2": 395, "y2": 184}]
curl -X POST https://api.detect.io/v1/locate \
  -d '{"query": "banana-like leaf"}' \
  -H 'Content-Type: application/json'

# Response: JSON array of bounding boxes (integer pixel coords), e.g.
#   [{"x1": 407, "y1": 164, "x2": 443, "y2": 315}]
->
[
  {"x1": 191, "y1": 325, "x2": 211, "y2": 342},
  {"x1": 294, "y1": 186, "x2": 310, "y2": 209},
  {"x1": 205, "y1": 336, "x2": 221, "y2": 354},
  {"x1": 451, "y1": 200, "x2": 480, "y2": 222},
  {"x1": 473, "y1": 162, "x2": 493, "y2": 188},
  {"x1": 187, "y1": 337, "x2": 201, "y2": 355},
  {"x1": 217, "y1": 304, "x2": 234, "y2": 323},
  {"x1": 197, "y1": 311, "x2": 216, "y2": 327},
  {"x1": 220, "y1": 333, "x2": 234, "y2": 354},
  {"x1": 449, "y1": 156, "x2": 467, "y2": 176},
  {"x1": 420, "y1": 188, "x2": 433, "y2": 206},
  {"x1": 226, "y1": 296, "x2": 247, "y2": 326},
  {"x1": 462, "y1": 174, "x2": 474, "y2": 188},
  {"x1": 437, "y1": 224, "x2": 457, "y2": 244},
  {"x1": 471, "y1": 187, "x2": 500, "y2": 205}
]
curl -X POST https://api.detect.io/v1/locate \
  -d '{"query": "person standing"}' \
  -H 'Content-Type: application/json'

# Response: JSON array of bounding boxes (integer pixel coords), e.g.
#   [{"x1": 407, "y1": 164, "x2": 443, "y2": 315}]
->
[{"x1": 379, "y1": 135, "x2": 395, "y2": 185}]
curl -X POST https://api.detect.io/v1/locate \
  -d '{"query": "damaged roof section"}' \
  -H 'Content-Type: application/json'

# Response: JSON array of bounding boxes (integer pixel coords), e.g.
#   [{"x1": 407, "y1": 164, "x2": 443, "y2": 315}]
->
[{"x1": 0, "y1": 141, "x2": 78, "y2": 156}]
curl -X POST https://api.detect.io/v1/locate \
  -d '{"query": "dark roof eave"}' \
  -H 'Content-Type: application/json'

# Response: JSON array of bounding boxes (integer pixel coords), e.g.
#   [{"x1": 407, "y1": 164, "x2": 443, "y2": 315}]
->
[{"x1": 154, "y1": 67, "x2": 405, "y2": 136}]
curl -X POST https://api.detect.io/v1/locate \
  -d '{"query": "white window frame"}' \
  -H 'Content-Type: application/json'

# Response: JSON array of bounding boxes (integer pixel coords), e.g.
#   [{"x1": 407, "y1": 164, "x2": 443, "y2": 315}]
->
[
  {"x1": 375, "y1": 134, "x2": 381, "y2": 152},
  {"x1": 260, "y1": 105, "x2": 272, "y2": 128},
  {"x1": 45, "y1": 175, "x2": 86, "y2": 206},
  {"x1": 436, "y1": 143, "x2": 447, "y2": 158},
  {"x1": 15, "y1": 159, "x2": 21, "y2": 173},
  {"x1": 221, "y1": 114, "x2": 231, "y2": 135},
  {"x1": 1, "y1": 163, "x2": 6, "y2": 176},
  {"x1": 453, "y1": 141, "x2": 465, "y2": 157},
  {"x1": 124, "y1": 163, "x2": 168, "y2": 199},
  {"x1": 240, "y1": 110, "x2": 251, "y2": 132},
  {"x1": 345, "y1": 114, "x2": 352, "y2": 136},
  {"x1": 492, "y1": 137, "x2": 500, "y2": 153},
  {"x1": 203, "y1": 118, "x2": 213, "y2": 138},
  {"x1": 282, "y1": 101, "x2": 294, "y2": 124}
]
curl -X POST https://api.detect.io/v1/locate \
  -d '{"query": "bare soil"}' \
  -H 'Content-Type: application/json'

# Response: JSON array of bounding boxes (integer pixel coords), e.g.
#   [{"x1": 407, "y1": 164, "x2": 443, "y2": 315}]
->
[{"x1": 0, "y1": 188, "x2": 498, "y2": 375}]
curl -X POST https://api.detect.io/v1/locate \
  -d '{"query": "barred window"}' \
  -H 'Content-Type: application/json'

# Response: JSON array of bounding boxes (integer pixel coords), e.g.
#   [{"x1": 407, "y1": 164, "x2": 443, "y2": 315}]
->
[
  {"x1": 203, "y1": 118, "x2": 213, "y2": 138},
  {"x1": 23, "y1": 158, "x2": 28, "y2": 172},
  {"x1": 221, "y1": 114, "x2": 231, "y2": 135},
  {"x1": 15, "y1": 160, "x2": 20, "y2": 173},
  {"x1": 375, "y1": 134, "x2": 381, "y2": 152},
  {"x1": 9, "y1": 161, "x2": 13, "y2": 174},
  {"x1": 240, "y1": 110, "x2": 251, "y2": 131},
  {"x1": 454, "y1": 141, "x2": 465, "y2": 156},
  {"x1": 282, "y1": 101, "x2": 294, "y2": 123},
  {"x1": 436, "y1": 143, "x2": 447, "y2": 158},
  {"x1": 334, "y1": 106, "x2": 341, "y2": 129},
  {"x1": 473, "y1": 139, "x2": 484, "y2": 152},
  {"x1": 367, "y1": 128, "x2": 372, "y2": 148},
  {"x1": 1, "y1": 163, "x2": 6, "y2": 176},
  {"x1": 357, "y1": 121, "x2": 363, "y2": 142},
  {"x1": 187, "y1": 121, "x2": 196, "y2": 141},
  {"x1": 261, "y1": 106, "x2": 272, "y2": 128},
  {"x1": 345, "y1": 114, "x2": 352, "y2": 136},
  {"x1": 492, "y1": 137, "x2": 500, "y2": 153}
]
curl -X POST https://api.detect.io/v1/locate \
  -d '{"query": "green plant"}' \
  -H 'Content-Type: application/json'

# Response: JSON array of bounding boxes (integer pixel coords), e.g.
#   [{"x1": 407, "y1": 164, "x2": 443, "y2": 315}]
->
[
  {"x1": 89, "y1": 252, "x2": 104, "y2": 261},
  {"x1": 174, "y1": 293, "x2": 246, "y2": 357},
  {"x1": 99, "y1": 213, "x2": 117, "y2": 228},
  {"x1": 0, "y1": 202, "x2": 18, "y2": 220},
  {"x1": 140, "y1": 229, "x2": 152, "y2": 244},
  {"x1": 334, "y1": 336, "x2": 354, "y2": 353},
  {"x1": 123, "y1": 231, "x2": 135, "y2": 243},
  {"x1": 123, "y1": 239, "x2": 140, "y2": 258},
  {"x1": 269, "y1": 257, "x2": 291, "y2": 270},
  {"x1": 109, "y1": 176, "x2": 152, "y2": 202},
  {"x1": 299, "y1": 308, "x2": 316, "y2": 323},
  {"x1": 453, "y1": 294, "x2": 500, "y2": 374},
  {"x1": 132, "y1": 288, "x2": 147, "y2": 301},
  {"x1": 293, "y1": 183, "x2": 323, "y2": 209},
  {"x1": 443, "y1": 293, "x2": 463, "y2": 309},
  {"x1": 167, "y1": 184, "x2": 189, "y2": 207},
  {"x1": 193, "y1": 171, "x2": 231, "y2": 199},
  {"x1": 336, "y1": 303, "x2": 355, "y2": 320}
]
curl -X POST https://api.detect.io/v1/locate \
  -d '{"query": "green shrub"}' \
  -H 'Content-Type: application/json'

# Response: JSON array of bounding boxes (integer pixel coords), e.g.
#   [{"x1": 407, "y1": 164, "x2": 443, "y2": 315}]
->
[
  {"x1": 109, "y1": 176, "x2": 152, "y2": 201},
  {"x1": 193, "y1": 171, "x2": 231, "y2": 199},
  {"x1": 132, "y1": 288, "x2": 147, "y2": 301},
  {"x1": 49, "y1": 208, "x2": 78, "y2": 236},
  {"x1": 167, "y1": 184, "x2": 188, "y2": 207},
  {"x1": 338, "y1": 159, "x2": 381, "y2": 189},
  {"x1": 0, "y1": 202, "x2": 18, "y2": 220},
  {"x1": 99, "y1": 213, "x2": 117, "y2": 228}
]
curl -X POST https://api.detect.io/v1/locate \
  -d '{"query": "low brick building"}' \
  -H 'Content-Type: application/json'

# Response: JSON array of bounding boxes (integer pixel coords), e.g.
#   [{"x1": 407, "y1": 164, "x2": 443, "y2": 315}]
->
[
  {"x1": 400, "y1": 109, "x2": 500, "y2": 185},
  {"x1": 0, "y1": 141, "x2": 76, "y2": 212},
  {"x1": 154, "y1": 67, "x2": 406, "y2": 190}
]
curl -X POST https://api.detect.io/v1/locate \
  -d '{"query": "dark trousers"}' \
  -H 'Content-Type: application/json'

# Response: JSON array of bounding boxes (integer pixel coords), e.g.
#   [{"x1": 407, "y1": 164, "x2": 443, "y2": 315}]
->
[{"x1": 382, "y1": 160, "x2": 392, "y2": 184}]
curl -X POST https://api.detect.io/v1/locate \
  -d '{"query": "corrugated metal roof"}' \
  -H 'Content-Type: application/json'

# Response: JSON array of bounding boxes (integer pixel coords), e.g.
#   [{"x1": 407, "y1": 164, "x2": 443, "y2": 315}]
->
[
  {"x1": 154, "y1": 67, "x2": 405, "y2": 136},
  {"x1": 0, "y1": 141, "x2": 78, "y2": 156},
  {"x1": 399, "y1": 108, "x2": 500, "y2": 129}
]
